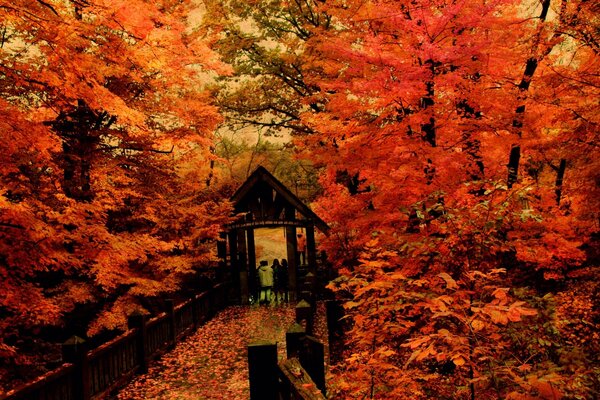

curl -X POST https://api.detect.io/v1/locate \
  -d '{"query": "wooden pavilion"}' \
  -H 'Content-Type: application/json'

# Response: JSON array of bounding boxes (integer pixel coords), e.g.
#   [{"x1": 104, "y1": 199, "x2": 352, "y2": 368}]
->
[{"x1": 220, "y1": 166, "x2": 329, "y2": 304}]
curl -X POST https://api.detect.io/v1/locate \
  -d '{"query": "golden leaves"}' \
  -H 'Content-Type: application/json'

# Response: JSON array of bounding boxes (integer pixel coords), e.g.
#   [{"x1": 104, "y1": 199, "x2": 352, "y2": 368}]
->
[
  {"x1": 471, "y1": 319, "x2": 485, "y2": 332},
  {"x1": 438, "y1": 272, "x2": 458, "y2": 290}
]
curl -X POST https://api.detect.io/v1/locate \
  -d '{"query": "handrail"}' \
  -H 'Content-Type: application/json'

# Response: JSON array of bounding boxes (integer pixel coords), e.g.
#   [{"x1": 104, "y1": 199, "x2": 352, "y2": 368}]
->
[
  {"x1": 87, "y1": 329, "x2": 137, "y2": 360},
  {"x1": 1, "y1": 280, "x2": 230, "y2": 400},
  {"x1": 278, "y1": 358, "x2": 327, "y2": 400},
  {"x1": 0, "y1": 363, "x2": 75, "y2": 400}
]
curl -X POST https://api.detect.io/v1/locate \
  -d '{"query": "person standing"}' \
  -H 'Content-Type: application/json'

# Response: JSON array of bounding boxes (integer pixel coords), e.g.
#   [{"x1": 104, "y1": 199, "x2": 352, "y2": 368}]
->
[
  {"x1": 271, "y1": 259, "x2": 281, "y2": 303},
  {"x1": 296, "y1": 233, "x2": 306, "y2": 265},
  {"x1": 257, "y1": 260, "x2": 274, "y2": 305},
  {"x1": 277, "y1": 259, "x2": 289, "y2": 302}
]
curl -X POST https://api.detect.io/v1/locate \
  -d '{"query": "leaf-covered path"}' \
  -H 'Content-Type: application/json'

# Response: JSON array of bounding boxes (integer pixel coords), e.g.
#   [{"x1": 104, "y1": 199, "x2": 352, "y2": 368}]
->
[{"x1": 116, "y1": 304, "x2": 299, "y2": 399}]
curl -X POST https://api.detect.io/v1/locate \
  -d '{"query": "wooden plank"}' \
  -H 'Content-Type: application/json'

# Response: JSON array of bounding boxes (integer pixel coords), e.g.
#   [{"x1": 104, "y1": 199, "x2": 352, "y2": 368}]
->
[
  {"x1": 227, "y1": 220, "x2": 308, "y2": 229},
  {"x1": 278, "y1": 358, "x2": 326, "y2": 400}
]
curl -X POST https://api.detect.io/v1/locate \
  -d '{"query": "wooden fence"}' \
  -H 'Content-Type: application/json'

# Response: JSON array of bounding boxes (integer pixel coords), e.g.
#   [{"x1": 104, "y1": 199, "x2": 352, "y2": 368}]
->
[{"x1": 1, "y1": 282, "x2": 228, "y2": 400}]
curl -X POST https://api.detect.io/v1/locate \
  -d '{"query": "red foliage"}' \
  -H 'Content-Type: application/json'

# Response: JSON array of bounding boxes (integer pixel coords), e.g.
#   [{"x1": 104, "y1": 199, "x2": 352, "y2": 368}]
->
[{"x1": 0, "y1": 1, "x2": 232, "y2": 391}]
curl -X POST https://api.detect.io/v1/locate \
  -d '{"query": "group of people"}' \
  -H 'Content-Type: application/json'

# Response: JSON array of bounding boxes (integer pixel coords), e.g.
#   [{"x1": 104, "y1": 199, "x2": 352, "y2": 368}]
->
[{"x1": 257, "y1": 258, "x2": 289, "y2": 305}]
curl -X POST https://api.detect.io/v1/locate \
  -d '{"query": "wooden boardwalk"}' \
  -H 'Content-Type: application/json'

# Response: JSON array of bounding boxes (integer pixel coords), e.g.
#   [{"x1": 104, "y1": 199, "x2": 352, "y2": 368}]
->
[{"x1": 115, "y1": 304, "x2": 298, "y2": 399}]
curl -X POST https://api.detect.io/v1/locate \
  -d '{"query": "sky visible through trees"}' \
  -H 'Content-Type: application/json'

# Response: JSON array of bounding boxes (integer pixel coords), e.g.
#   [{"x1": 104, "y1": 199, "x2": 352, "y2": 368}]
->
[{"x1": 1, "y1": 0, "x2": 599, "y2": 398}]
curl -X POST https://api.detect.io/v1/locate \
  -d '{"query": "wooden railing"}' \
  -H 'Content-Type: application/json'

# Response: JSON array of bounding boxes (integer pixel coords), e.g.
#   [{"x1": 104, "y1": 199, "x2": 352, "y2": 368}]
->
[
  {"x1": 88, "y1": 329, "x2": 138, "y2": 397},
  {"x1": 1, "y1": 281, "x2": 229, "y2": 400},
  {"x1": 279, "y1": 358, "x2": 326, "y2": 400},
  {"x1": 248, "y1": 298, "x2": 327, "y2": 400},
  {"x1": 0, "y1": 364, "x2": 77, "y2": 400}
]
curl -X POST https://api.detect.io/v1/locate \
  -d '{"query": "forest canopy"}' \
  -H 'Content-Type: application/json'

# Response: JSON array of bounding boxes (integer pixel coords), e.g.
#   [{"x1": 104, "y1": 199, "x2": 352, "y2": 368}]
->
[
  {"x1": 207, "y1": 0, "x2": 599, "y2": 397},
  {"x1": 1, "y1": 0, "x2": 599, "y2": 398},
  {"x1": 0, "y1": 0, "x2": 233, "y2": 387}
]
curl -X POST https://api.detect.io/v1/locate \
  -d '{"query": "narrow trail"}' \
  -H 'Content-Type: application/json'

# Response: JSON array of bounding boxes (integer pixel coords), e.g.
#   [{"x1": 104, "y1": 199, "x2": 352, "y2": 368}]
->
[{"x1": 116, "y1": 302, "x2": 326, "y2": 399}]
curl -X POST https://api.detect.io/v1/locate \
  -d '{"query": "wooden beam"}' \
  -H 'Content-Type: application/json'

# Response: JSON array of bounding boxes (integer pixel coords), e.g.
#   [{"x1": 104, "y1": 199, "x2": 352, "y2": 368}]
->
[
  {"x1": 228, "y1": 220, "x2": 308, "y2": 230},
  {"x1": 231, "y1": 166, "x2": 329, "y2": 233}
]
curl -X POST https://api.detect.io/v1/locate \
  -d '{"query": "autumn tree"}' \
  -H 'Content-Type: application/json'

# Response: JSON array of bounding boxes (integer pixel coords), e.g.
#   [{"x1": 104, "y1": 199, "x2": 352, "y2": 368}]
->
[
  {"x1": 204, "y1": 0, "x2": 327, "y2": 202},
  {"x1": 214, "y1": 128, "x2": 321, "y2": 202},
  {"x1": 0, "y1": 0, "x2": 231, "y2": 389},
  {"x1": 301, "y1": 0, "x2": 599, "y2": 397},
  {"x1": 210, "y1": 0, "x2": 599, "y2": 397},
  {"x1": 205, "y1": 0, "x2": 329, "y2": 136}
]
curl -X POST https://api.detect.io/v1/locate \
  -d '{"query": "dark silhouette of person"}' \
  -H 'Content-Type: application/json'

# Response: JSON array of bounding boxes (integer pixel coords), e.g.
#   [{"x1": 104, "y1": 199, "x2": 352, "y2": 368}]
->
[
  {"x1": 275, "y1": 259, "x2": 289, "y2": 302},
  {"x1": 297, "y1": 233, "x2": 306, "y2": 265}
]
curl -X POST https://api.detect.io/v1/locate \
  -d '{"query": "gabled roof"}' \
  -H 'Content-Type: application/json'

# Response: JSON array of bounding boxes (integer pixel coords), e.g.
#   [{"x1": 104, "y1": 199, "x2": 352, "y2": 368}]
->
[{"x1": 231, "y1": 166, "x2": 329, "y2": 233}]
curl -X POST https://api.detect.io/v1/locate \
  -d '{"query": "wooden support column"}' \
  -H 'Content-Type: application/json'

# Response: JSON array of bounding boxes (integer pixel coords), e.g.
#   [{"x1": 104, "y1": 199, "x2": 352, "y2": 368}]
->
[
  {"x1": 285, "y1": 206, "x2": 298, "y2": 301},
  {"x1": 165, "y1": 299, "x2": 177, "y2": 348},
  {"x1": 217, "y1": 233, "x2": 228, "y2": 285},
  {"x1": 286, "y1": 225, "x2": 298, "y2": 302},
  {"x1": 306, "y1": 222, "x2": 317, "y2": 277},
  {"x1": 286, "y1": 323, "x2": 306, "y2": 358},
  {"x1": 227, "y1": 231, "x2": 240, "y2": 303},
  {"x1": 237, "y1": 228, "x2": 249, "y2": 304},
  {"x1": 128, "y1": 311, "x2": 148, "y2": 373},
  {"x1": 296, "y1": 299, "x2": 313, "y2": 335},
  {"x1": 247, "y1": 228, "x2": 257, "y2": 302},
  {"x1": 217, "y1": 232, "x2": 227, "y2": 260},
  {"x1": 300, "y1": 336, "x2": 326, "y2": 395}
]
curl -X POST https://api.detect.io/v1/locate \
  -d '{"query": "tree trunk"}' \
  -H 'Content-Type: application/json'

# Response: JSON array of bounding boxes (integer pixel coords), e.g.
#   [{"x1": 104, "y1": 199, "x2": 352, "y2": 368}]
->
[{"x1": 555, "y1": 158, "x2": 567, "y2": 205}]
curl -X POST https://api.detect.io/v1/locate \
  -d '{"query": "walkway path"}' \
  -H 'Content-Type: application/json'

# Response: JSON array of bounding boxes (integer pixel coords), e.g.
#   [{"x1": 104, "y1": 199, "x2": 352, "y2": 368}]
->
[{"x1": 116, "y1": 303, "x2": 326, "y2": 399}]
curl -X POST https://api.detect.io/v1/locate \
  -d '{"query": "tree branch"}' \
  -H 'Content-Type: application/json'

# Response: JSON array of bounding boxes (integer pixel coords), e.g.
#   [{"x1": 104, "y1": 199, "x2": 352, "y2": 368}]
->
[
  {"x1": 103, "y1": 145, "x2": 175, "y2": 154},
  {"x1": 0, "y1": 222, "x2": 26, "y2": 230},
  {"x1": 36, "y1": 0, "x2": 59, "y2": 16}
]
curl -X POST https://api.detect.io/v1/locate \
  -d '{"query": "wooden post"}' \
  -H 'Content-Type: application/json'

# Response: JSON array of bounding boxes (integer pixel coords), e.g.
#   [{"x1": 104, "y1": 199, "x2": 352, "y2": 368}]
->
[
  {"x1": 326, "y1": 300, "x2": 345, "y2": 364},
  {"x1": 237, "y1": 227, "x2": 249, "y2": 304},
  {"x1": 306, "y1": 223, "x2": 317, "y2": 276},
  {"x1": 303, "y1": 271, "x2": 315, "y2": 292},
  {"x1": 248, "y1": 341, "x2": 278, "y2": 400},
  {"x1": 127, "y1": 311, "x2": 148, "y2": 373},
  {"x1": 217, "y1": 233, "x2": 227, "y2": 260},
  {"x1": 207, "y1": 283, "x2": 216, "y2": 317},
  {"x1": 62, "y1": 335, "x2": 90, "y2": 400},
  {"x1": 246, "y1": 223, "x2": 257, "y2": 303},
  {"x1": 247, "y1": 230, "x2": 257, "y2": 301},
  {"x1": 285, "y1": 224, "x2": 297, "y2": 302},
  {"x1": 165, "y1": 299, "x2": 177, "y2": 348},
  {"x1": 228, "y1": 231, "x2": 240, "y2": 303},
  {"x1": 303, "y1": 272, "x2": 316, "y2": 311},
  {"x1": 300, "y1": 290, "x2": 312, "y2": 304},
  {"x1": 213, "y1": 285, "x2": 225, "y2": 314},
  {"x1": 296, "y1": 299, "x2": 313, "y2": 335},
  {"x1": 300, "y1": 336, "x2": 326, "y2": 395},
  {"x1": 286, "y1": 322, "x2": 306, "y2": 359},
  {"x1": 197, "y1": 292, "x2": 208, "y2": 324}
]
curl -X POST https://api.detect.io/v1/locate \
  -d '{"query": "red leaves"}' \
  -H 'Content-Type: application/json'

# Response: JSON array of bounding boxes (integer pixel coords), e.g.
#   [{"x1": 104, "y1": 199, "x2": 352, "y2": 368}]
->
[
  {"x1": 110, "y1": 1, "x2": 159, "y2": 39},
  {"x1": 438, "y1": 273, "x2": 458, "y2": 290},
  {"x1": 471, "y1": 300, "x2": 537, "y2": 327},
  {"x1": 0, "y1": 0, "x2": 233, "y2": 388}
]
